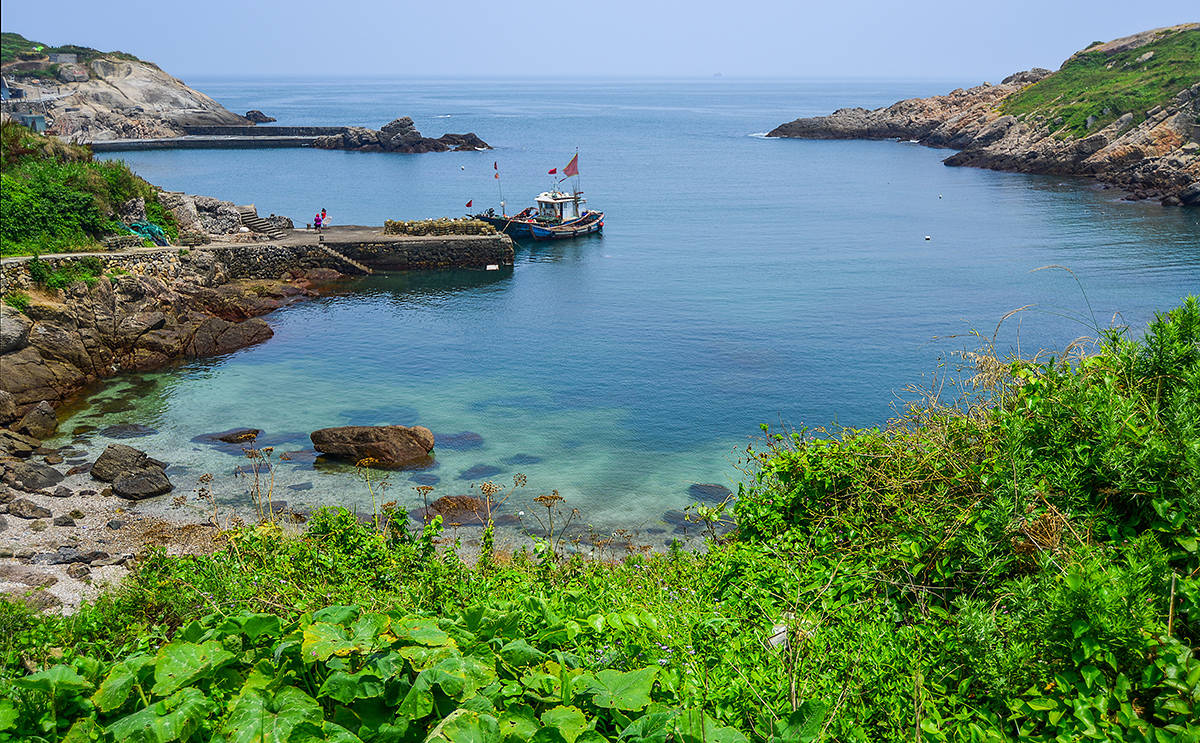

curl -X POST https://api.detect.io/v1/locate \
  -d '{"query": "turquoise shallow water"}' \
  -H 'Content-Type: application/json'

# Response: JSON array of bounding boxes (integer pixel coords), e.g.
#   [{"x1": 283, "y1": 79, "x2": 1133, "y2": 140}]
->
[{"x1": 70, "y1": 78, "x2": 1200, "y2": 537}]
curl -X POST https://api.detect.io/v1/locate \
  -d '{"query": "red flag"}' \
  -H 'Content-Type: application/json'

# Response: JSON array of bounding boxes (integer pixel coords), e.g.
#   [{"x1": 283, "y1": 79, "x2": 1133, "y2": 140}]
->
[
  {"x1": 493, "y1": 161, "x2": 498, "y2": 170},
  {"x1": 465, "y1": 200, "x2": 472, "y2": 208},
  {"x1": 547, "y1": 168, "x2": 557, "y2": 175},
  {"x1": 563, "y1": 154, "x2": 579, "y2": 177}
]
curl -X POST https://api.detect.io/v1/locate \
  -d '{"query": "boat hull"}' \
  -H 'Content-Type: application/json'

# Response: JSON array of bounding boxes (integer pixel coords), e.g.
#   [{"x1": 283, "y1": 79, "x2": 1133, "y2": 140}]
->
[{"x1": 528, "y1": 211, "x2": 605, "y2": 240}]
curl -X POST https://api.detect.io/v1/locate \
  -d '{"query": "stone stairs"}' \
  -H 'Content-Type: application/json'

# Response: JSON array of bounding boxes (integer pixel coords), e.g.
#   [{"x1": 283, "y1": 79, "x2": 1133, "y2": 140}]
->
[
  {"x1": 236, "y1": 205, "x2": 286, "y2": 239},
  {"x1": 317, "y1": 243, "x2": 373, "y2": 275}
]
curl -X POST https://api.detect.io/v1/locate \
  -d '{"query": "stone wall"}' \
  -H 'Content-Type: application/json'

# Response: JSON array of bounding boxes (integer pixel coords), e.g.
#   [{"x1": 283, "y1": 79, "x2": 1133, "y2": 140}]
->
[
  {"x1": 0, "y1": 235, "x2": 513, "y2": 291},
  {"x1": 180, "y1": 126, "x2": 350, "y2": 137},
  {"x1": 333, "y1": 236, "x2": 514, "y2": 271}
]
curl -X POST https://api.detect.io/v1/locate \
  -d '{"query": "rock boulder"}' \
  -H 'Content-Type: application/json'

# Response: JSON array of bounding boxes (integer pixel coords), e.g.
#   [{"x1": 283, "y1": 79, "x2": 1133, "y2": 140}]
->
[
  {"x1": 310, "y1": 425, "x2": 435, "y2": 467},
  {"x1": 113, "y1": 467, "x2": 173, "y2": 499},
  {"x1": 5, "y1": 460, "x2": 64, "y2": 491},
  {"x1": 245, "y1": 110, "x2": 276, "y2": 123},
  {"x1": 17, "y1": 401, "x2": 58, "y2": 439},
  {"x1": 0, "y1": 306, "x2": 32, "y2": 354},
  {"x1": 91, "y1": 443, "x2": 166, "y2": 482}
]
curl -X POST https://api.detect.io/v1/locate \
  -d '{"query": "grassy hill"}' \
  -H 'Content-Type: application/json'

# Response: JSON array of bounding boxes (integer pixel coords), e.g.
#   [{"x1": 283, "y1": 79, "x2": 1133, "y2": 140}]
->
[
  {"x1": 0, "y1": 31, "x2": 143, "y2": 65},
  {"x1": 1001, "y1": 25, "x2": 1200, "y2": 137}
]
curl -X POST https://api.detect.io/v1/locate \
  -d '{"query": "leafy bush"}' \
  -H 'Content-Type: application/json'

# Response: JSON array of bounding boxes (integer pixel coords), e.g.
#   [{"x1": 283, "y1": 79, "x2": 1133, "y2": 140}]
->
[
  {"x1": 0, "y1": 122, "x2": 178, "y2": 256},
  {"x1": 1, "y1": 291, "x2": 30, "y2": 312},
  {"x1": 26, "y1": 256, "x2": 103, "y2": 289}
]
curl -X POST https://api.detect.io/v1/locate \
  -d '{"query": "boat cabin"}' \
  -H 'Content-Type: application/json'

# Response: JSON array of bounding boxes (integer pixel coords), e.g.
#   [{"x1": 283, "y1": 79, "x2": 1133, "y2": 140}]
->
[{"x1": 535, "y1": 191, "x2": 585, "y2": 223}]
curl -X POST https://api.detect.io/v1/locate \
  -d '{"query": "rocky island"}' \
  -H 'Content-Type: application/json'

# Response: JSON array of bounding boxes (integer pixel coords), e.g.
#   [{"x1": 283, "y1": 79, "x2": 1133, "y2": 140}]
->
[
  {"x1": 769, "y1": 24, "x2": 1200, "y2": 205},
  {"x1": 1, "y1": 33, "x2": 489, "y2": 152}
]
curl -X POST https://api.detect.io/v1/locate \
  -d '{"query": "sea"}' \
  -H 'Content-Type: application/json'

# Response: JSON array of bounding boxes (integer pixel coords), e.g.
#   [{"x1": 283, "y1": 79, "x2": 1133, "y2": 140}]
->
[{"x1": 73, "y1": 78, "x2": 1200, "y2": 542}]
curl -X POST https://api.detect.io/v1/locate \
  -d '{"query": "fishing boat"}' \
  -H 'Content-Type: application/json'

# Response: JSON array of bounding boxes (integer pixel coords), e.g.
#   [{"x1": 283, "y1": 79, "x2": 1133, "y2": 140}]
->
[
  {"x1": 526, "y1": 190, "x2": 604, "y2": 240},
  {"x1": 473, "y1": 207, "x2": 536, "y2": 236},
  {"x1": 472, "y1": 153, "x2": 604, "y2": 240}
]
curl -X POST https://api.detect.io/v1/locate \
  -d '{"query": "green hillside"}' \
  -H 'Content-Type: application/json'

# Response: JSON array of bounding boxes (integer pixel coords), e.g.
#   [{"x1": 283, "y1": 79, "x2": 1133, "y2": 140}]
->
[
  {"x1": 0, "y1": 122, "x2": 177, "y2": 256},
  {"x1": 0, "y1": 31, "x2": 142, "y2": 65},
  {"x1": 1001, "y1": 26, "x2": 1200, "y2": 137}
]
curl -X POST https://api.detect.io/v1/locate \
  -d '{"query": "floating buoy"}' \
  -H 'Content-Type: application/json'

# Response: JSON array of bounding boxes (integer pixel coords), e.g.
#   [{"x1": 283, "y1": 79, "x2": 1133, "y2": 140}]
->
[
  {"x1": 938, "y1": 194, "x2": 943, "y2": 199},
  {"x1": 486, "y1": 264, "x2": 500, "y2": 271},
  {"x1": 924, "y1": 236, "x2": 932, "y2": 241},
  {"x1": 460, "y1": 165, "x2": 465, "y2": 170}
]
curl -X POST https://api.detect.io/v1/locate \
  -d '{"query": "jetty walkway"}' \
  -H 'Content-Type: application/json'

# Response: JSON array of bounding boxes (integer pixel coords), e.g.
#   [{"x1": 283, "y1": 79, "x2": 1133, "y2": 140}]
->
[
  {"x1": 88, "y1": 126, "x2": 348, "y2": 152},
  {"x1": 0, "y1": 226, "x2": 515, "y2": 276}
]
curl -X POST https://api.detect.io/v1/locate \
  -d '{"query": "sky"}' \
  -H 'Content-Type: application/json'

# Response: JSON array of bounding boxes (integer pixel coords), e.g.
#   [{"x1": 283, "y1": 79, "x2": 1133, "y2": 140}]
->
[{"x1": 2, "y1": 1, "x2": 1196, "y2": 79}]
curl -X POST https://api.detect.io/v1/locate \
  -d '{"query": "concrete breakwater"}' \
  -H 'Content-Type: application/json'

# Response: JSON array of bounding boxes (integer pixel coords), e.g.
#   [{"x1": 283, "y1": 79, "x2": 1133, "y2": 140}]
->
[{"x1": 88, "y1": 126, "x2": 354, "y2": 152}]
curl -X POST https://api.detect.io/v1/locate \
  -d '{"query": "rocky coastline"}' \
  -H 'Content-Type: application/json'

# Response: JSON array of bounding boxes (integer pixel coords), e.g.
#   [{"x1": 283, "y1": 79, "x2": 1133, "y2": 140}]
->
[
  {"x1": 313, "y1": 116, "x2": 490, "y2": 154},
  {"x1": 768, "y1": 26, "x2": 1200, "y2": 205}
]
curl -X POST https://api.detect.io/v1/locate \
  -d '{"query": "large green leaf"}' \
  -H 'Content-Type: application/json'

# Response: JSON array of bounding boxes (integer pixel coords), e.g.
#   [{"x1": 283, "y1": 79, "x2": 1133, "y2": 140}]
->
[
  {"x1": 92, "y1": 654, "x2": 155, "y2": 713},
  {"x1": 318, "y1": 670, "x2": 385, "y2": 704},
  {"x1": 541, "y1": 706, "x2": 587, "y2": 743},
  {"x1": 424, "y1": 654, "x2": 498, "y2": 700},
  {"x1": 240, "y1": 613, "x2": 284, "y2": 641},
  {"x1": 618, "y1": 712, "x2": 676, "y2": 742},
  {"x1": 105, "y1": 687, "x2": 216, "y2": 743},
  {"x1": 499, "y1": 639, "x2": 548, "y2": 668},
  {"x1": 426, "y1": 709, "x2": 502, "y2": 743},
  {"x1": 15, "y1": 664, "x2": 93, "y2": 698},
  {"x1": 393, "y1": 617, "x2": 452, "y2": 647},
  {"x1": 150, "y1": 640, "x2": 235, "y2": 697},
  {"x1": 61, "y1": 716, "x2": 104, "y2": 743},
  {"x1": 312, "y1": 605, "x2": 361, "y2": 625},
  {"x1": 770, "y1": 702, "x2": 827, "y2": 742},
  {"x1": 584, "y1": 668, "x2": 657, "y2": 711},
  {"x1": 288, "y1": 721, "x2": 366, "y2": 743},
  {"x1": 674, "y1": 710, "x2": 748, "y2": 743},
  {"x1": 223, "y1": 686, "x2": 323, "y2": 743},
  {"x1": 400, "y1": 644, "x2": 459, "y2": 672},
  {"x1": 498, "y1": 704, "x2": 540, "y2": 740},
  {"x1": 302, "y1": 622, "x2": 359, "y2": 661},
  {"x1": 0, "y1": 699, "x2": 16, "y2": 731}
]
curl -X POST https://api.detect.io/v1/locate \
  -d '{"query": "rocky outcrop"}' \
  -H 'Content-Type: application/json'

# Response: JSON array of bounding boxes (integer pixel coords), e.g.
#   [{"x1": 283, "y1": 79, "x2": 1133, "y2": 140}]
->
[
  {"x1": 4, "y1": 56, "x2": 249, "y2": 140},
  {"x1": 158, "y1": 193, "x2": 245, "y2": 236},
  {"x1": 245, "y1": 110, "x2": 276, "y2": 123},
  {"x1": 90, "y1": 443, "x2": 172, "y2": 499},
  {"x1": 16, "y1": 401, "x2": 57, "y2": 439},
  {"x1": 310, "y1": 425, "x2": 435, "y2": 467},
  {"x1": 0, "y1": 251, "x2": 328, "y2": 414},
  {"x1": 768, "y1": 26, "x2": 1200, "y2": 204},
  {"x1": 313, "y1": 117, "x2": 490, "y2": 154}
]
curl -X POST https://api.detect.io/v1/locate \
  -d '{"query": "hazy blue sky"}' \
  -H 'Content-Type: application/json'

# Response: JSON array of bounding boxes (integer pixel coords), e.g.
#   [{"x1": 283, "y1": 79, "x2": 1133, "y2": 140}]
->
[{"x1": 3, "y1": 1, "x2": 1196, "y2": 79}]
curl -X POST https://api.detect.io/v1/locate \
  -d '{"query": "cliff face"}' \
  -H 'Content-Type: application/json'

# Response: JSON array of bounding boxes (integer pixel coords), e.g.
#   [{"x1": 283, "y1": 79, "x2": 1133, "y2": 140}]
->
[
  {"x1": 768, "y1": 25, "x2": 1200, "y2": 205},
  {"x1": 5, "y1": 55, "x2": 248, "y2": 140}
]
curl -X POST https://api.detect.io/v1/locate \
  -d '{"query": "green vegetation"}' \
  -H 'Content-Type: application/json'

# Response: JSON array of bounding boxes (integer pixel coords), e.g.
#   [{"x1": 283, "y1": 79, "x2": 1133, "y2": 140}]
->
[
  {"x1": 0, "y1": 31, "x2": 144, "y2": 65},
  {"x1": 2, "y1": 297, "x2": 1198, "y2": 742},
  {"x1": 1, "y1": 291, "x2": 30, "y2": 312},
  {"x1": 1001, "y1": 27, "x2": 1200, "y2": 137},
  {"x1": 0, "y1": 122, "x2": 178, "y2": 257},
  {"x1": 26, "y1": 255, "x2": 104, "y2": 289}
]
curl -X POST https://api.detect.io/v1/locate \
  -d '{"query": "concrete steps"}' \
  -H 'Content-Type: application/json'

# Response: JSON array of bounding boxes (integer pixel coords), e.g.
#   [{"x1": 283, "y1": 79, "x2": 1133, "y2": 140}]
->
[
  {"x1": 317, "y1": 243, "x2": 373, "y2": 275},
  {"x1": 236, "y1": 205, "x2": 286, "y2": 239}
]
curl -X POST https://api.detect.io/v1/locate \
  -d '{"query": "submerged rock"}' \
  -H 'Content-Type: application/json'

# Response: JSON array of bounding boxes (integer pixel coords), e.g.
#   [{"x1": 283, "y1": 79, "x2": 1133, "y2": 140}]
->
[
  {"x1": 309, "y1": 425, "x2": 435, "y2": 468},
  {"x1": 434, "y1": 431, "x2": 484, "y2": 450},
  {"x1": 457, "y1": 464, "x2": 502, "y2": 481},
  {"x1": 100, "y1": 423, "x2": 158, "y2": 439},
  {"x1": 687, "y1": 483, "x2": 732, "y2": 503}
]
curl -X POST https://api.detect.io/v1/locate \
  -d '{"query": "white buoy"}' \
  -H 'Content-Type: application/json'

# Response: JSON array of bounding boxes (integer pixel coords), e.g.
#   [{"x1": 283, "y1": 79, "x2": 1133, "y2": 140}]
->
[
  {"x1": 486, "y1": 264, "x2": 500, "y2": 271},
  {"x1": 460, "y1": 165, "x2": 465, "y2": 170},
  {"x1": 924, "y1": 235, "x2": 932, "y2": 241},
  {"x1": 938, "y1": 194, "x2": 943, "y2": 199}
]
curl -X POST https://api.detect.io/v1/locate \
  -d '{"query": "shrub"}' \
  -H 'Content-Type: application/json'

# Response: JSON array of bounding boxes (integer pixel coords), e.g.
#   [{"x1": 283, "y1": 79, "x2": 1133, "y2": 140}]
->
[{"x1": 2, "y1": 291, "x2": 30, "y2": 312}]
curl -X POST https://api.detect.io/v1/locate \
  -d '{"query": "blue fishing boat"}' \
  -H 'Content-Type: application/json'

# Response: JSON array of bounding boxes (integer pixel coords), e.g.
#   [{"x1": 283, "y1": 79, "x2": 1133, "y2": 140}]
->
[
  {"x1": 526, "y1": 191, "x2": 604, "y2": 240},
  {"x1": 472, "y1": 153, "x2": 604, "y2": 240}
]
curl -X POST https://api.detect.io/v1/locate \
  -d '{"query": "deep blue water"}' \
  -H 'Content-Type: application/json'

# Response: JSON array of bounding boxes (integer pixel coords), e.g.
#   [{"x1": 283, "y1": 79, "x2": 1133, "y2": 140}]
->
[{"x1": 78, "y1": 78, "x2": 1200, "y2": 537}]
